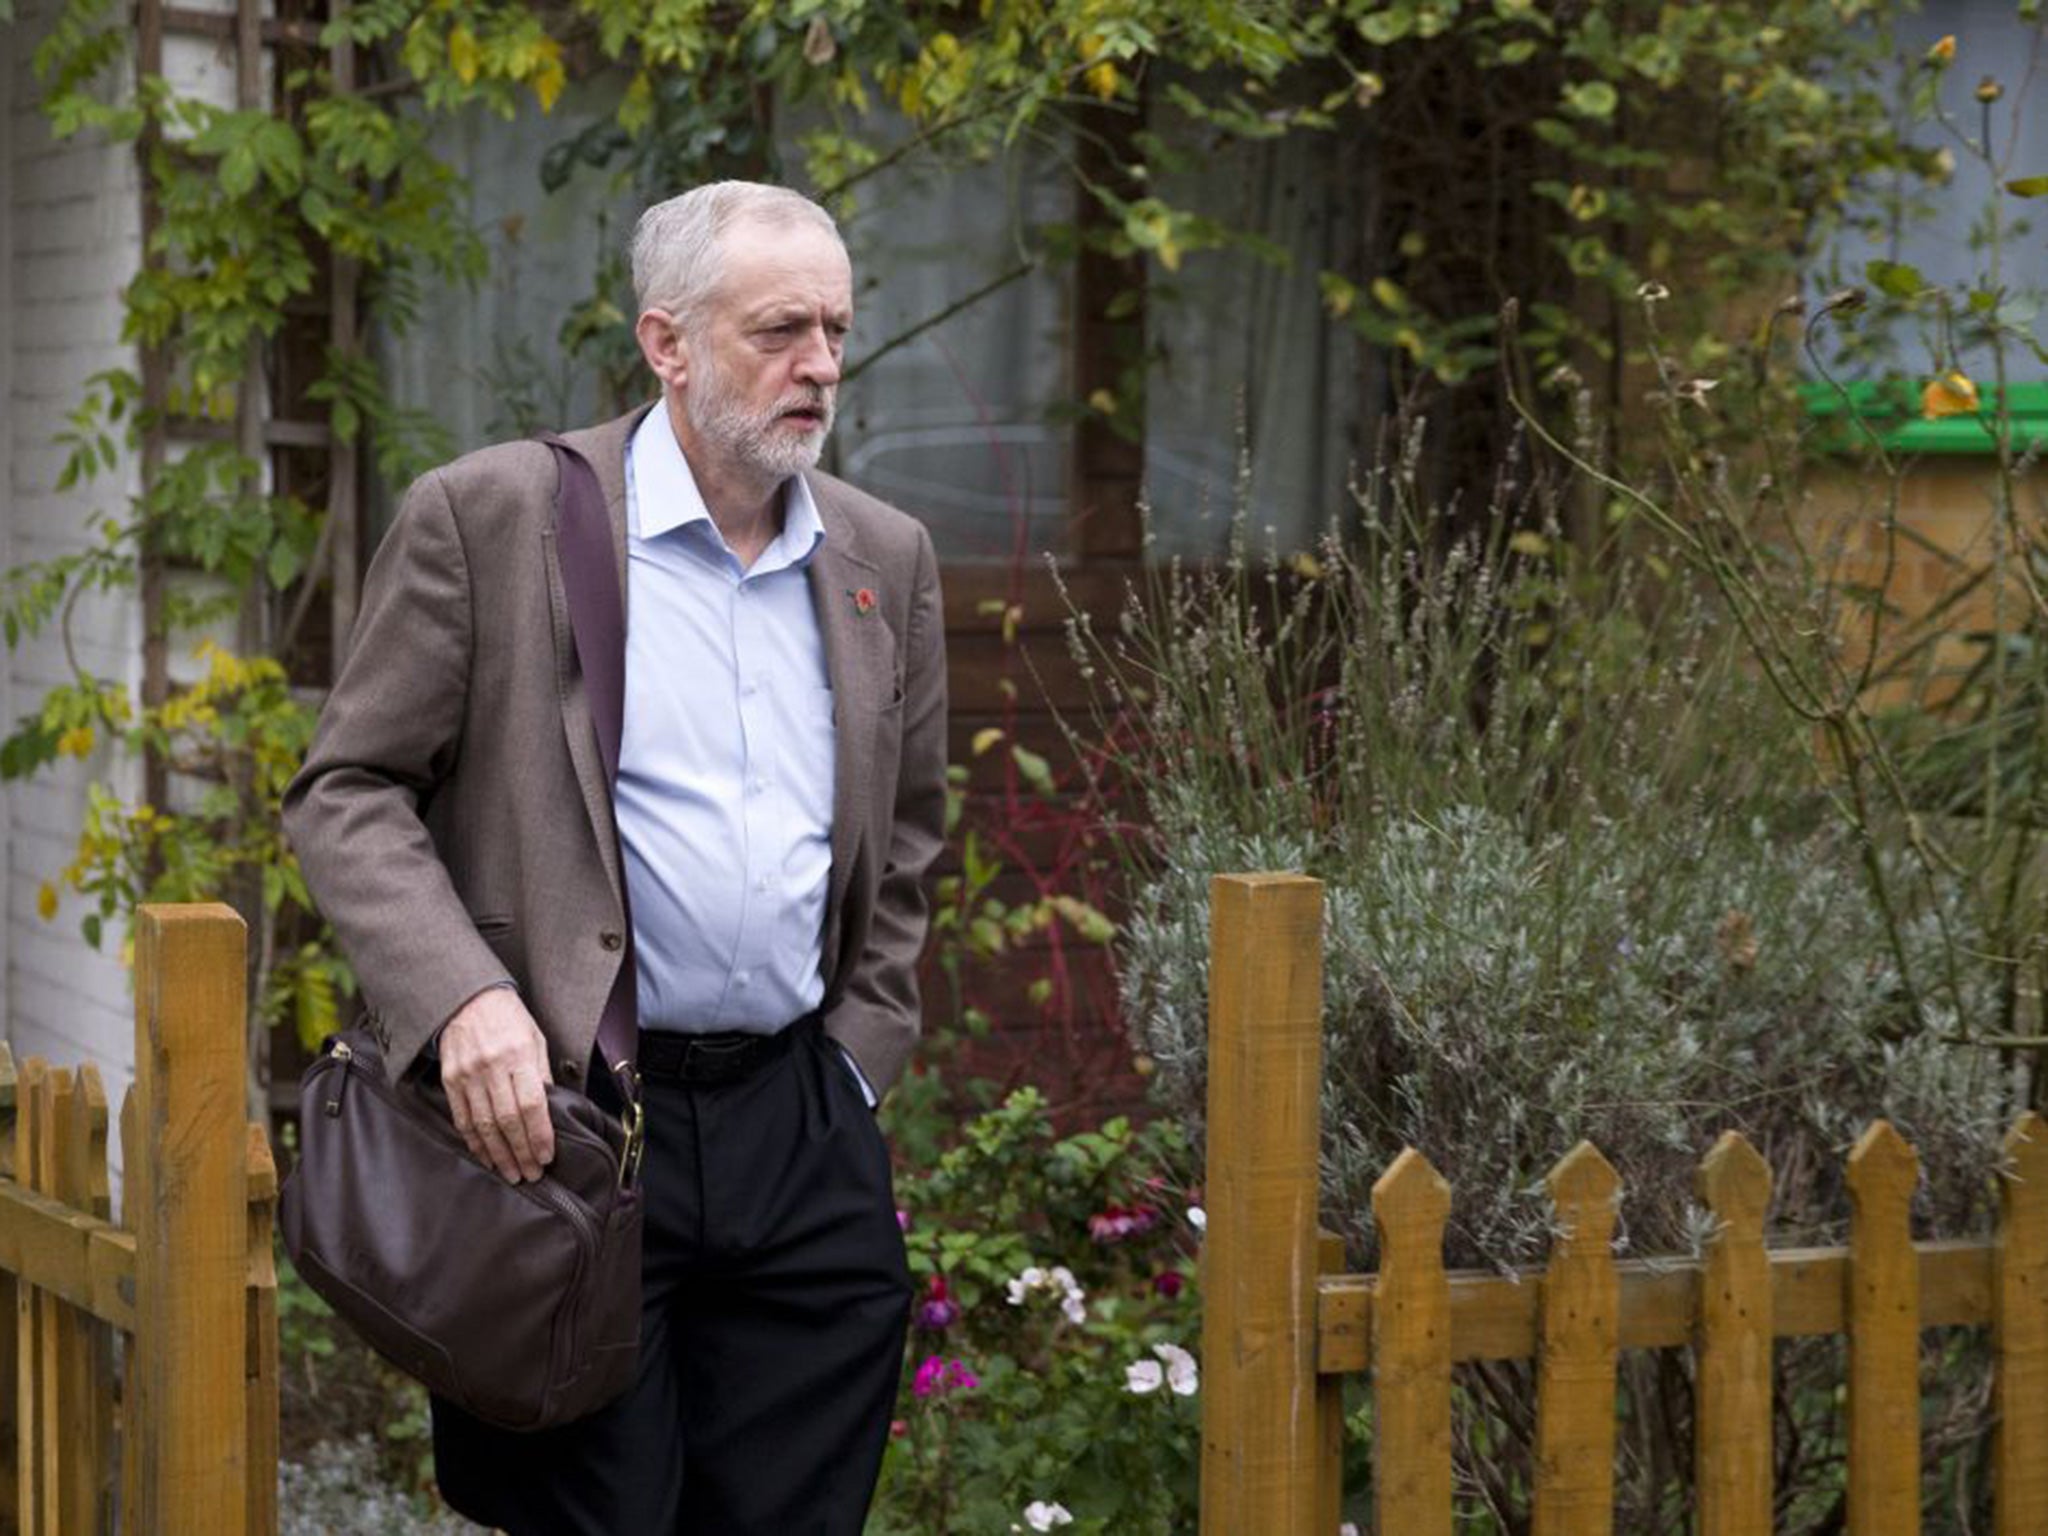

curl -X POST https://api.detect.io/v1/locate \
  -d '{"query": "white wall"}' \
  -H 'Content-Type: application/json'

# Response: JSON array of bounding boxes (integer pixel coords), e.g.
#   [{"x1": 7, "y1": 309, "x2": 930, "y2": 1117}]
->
[{"x1": 3, "y1": 0, "x2": 148, "y2": 1141}]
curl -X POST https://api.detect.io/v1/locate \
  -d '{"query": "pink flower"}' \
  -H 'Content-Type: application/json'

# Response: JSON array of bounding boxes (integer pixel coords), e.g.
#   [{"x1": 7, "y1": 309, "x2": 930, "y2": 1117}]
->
[
  {"x1": 1088, "y1": 1205, "x2": 1158, "y2": 1244},
  {"x1": 851, "y1": 587, "x2": 878, "y2": 616},
  {"x1": 912, "y1": 1355, "x2": 979, "y2": 1398}
]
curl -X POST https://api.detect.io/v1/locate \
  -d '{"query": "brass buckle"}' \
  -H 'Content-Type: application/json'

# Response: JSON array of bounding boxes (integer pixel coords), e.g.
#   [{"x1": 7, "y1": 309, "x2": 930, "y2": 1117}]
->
[{"x1": 615, "y1": 1063, "x2": 646, "y2": 1190}]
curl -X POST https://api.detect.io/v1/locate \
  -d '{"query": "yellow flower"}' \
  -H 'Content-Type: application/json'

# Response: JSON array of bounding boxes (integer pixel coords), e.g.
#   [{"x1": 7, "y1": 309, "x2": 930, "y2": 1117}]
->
[
  {"x1": 1928, "y1": 35, "x2": 1956, "y2": 65},
  {"x1": 1921, "y1": 371, "x2": 1981, "y2": 419},
  {"x1": 36, "y1": 882, "x2": 57, "y2": 923}
]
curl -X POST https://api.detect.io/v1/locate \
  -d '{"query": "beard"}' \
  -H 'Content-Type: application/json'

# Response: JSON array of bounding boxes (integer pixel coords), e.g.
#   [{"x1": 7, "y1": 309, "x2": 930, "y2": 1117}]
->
[{"x1": 685, "y1": 351, "x2": 836, "y2": 482}]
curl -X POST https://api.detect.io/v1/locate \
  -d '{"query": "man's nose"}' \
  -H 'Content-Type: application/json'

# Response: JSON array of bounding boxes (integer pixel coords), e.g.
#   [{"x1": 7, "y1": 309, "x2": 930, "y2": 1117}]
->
[{"x1": 794, "y1": 328, "x2": 841, "y2": 387}]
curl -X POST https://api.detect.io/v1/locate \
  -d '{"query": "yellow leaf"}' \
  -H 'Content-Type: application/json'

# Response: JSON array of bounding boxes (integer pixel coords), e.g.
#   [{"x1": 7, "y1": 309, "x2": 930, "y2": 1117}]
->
[
  {"x1": 57, "y1": 725, "x2": 95, "y2": 759},
  {"x1": 1085, "y1": 61, "x2": 1118, "y2": 101},
  {"x1": 1370, "y1": 277, "x2": 1406, "y2": 312},
  {"x1": 1087, "y1": 388, "x2": 1118, "y2": 414},
  {"x1": 620, "y1": 71, "x2": 653, "y2": 134},
  {"x1": 36, "y1": 882, "x2": 57, "y2": 923},
  {"x1": 1158, "y1": 239, "x2": 1181, "y2": 272},
  {"x1": 1509, "y1": 530, "x2": 1550, "y2": 557},
  {"x1": 1921, "y1": 370, "x2": 1980, "y2": 419},
  {"x1": 531, "y1": 38, "x2": 565, "y2": 112},
  {"x1": 972, "y1": 727, "x2": 1006, "y2": 756},
  {"x1": 448, "y1": 25, "x2": 480, "y2": 85}
]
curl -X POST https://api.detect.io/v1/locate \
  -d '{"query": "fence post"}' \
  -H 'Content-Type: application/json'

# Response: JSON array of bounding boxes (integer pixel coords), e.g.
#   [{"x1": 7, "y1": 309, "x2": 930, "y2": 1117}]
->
[
  {"x1": 130, "y1": 903, "x2": 249, "y2": 1536},
  {"x1": 1846, "y1": 1120, "x2": 1920, "y2": 1536},
  {"x1": 1995, "y1": 1112, "x2": 2048, "y2": 1536},
  {"x1": 1200, "y1": 873, "x2": 1324, "y2": 1536}
]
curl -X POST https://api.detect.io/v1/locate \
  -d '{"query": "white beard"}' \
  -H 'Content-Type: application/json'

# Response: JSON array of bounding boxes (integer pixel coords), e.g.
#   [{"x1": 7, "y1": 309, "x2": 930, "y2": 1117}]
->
[{"x1": 686, "y1": 355, "x2": 835, "y2": 482}]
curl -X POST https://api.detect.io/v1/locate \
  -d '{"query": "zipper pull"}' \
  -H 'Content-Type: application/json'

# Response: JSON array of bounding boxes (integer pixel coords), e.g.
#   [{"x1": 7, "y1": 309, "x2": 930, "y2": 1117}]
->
[{"x1": 323, "y1": 1038, "x2": 354, "y2": 1117}]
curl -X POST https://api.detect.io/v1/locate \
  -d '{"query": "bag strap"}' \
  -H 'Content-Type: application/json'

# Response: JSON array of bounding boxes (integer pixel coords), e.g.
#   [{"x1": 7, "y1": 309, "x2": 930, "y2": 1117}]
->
[{"x1": 542, "y1": 436, "x2": 640, "y2": 1096}]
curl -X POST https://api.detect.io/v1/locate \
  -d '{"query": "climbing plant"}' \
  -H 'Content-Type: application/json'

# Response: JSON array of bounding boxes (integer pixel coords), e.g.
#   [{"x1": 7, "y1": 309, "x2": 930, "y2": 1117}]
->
[{"x1": 8, "y1": 0, "x2": 1923, "y2": 1066}]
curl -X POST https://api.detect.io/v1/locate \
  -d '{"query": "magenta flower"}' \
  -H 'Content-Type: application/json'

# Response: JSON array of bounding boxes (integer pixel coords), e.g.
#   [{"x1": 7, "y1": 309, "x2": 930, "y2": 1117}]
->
[
  {"x1": 912, "y1": 1355, "x2": 979, "y2": 1398},
  {"x1": 1153, "y1": 1270, "x2": 1185, "y2": 1300},
  {"x1": 915, "y1": 1273, "x2": 961, "y2": 1332}
]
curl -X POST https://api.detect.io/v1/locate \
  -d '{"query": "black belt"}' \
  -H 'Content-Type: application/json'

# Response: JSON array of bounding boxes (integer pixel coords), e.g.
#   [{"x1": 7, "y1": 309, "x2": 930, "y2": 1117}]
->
[{"x1": 636, "y1": 1012, "x2": 820, "y2": 1086}]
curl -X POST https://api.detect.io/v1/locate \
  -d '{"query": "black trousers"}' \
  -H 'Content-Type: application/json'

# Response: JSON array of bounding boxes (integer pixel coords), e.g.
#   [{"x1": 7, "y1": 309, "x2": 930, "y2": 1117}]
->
[{"x1": 431, "y1": 1022, "x2": 912, "y2": 1535}]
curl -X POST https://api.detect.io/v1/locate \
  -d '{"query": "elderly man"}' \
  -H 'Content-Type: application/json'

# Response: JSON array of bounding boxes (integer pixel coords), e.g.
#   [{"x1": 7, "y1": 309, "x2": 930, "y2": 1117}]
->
[{"x1": 283, "y1": 181, "x2": 945, "y2": 1534}]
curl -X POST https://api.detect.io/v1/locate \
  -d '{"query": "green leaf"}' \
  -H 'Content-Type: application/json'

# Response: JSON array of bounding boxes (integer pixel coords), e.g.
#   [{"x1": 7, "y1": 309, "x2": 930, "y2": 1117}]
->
[
  {"x1": 1563, "y1": 81, "x2": 1618, "y2": 120},
  {"x1": 1864, "y1": 258, "x2": 1925, "y2": 299},
  {"x1": 82, "y1": 912, "x2": 102, "y2": 949},
  {"x1": 1011, "y1": 745, "x2": 1055, "y2": 795},
  {"x1": 2006, "y1": 175, "x2": 2048, "y2": 198}
]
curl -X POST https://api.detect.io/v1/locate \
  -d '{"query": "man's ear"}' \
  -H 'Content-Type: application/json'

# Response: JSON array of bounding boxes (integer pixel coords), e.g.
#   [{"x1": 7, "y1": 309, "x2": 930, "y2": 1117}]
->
[{"x1": 635, "y1": 309, "x2": 689, "y2": 391}]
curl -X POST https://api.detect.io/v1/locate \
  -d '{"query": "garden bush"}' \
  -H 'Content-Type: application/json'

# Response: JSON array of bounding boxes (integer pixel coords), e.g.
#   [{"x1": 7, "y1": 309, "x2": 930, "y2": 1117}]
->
[{"x1": 1065, "y1": 433, "x2": 2019, "y2": 1529}]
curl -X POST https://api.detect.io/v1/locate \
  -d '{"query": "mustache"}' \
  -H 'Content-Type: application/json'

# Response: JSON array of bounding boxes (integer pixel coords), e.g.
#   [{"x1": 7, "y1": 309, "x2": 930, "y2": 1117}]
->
[{"x1": 775, "y1": 387, "x2": 833, "y2": 418}]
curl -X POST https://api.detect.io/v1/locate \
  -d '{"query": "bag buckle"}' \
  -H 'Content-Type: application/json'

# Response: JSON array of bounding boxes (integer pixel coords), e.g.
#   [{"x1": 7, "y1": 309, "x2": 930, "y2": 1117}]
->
[{"x1": 614, "y1": 1063, "x2": 645, "y2": 1190}]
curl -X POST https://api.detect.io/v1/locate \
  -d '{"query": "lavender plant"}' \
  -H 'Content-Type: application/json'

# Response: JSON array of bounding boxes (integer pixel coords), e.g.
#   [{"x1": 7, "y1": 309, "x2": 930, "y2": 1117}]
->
[{"x1": 1063, "y1": 431, "x2": 2014, "y2": 1529}]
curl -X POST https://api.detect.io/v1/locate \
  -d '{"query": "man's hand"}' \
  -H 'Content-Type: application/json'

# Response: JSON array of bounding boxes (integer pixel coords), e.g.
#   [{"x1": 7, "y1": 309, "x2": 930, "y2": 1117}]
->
[{"x1": 438, "y1": 988, "x2": 556, "y2": 1183}]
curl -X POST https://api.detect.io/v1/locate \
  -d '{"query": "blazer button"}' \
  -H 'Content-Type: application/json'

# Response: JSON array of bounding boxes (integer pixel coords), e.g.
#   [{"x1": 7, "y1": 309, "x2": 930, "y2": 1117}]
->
[
  {"x1": 600, "y1": 930, "x2": 624, "y2": 951},
  {"x1": 558, "y1": 1058, "x2": 582, "y2": 1081}
]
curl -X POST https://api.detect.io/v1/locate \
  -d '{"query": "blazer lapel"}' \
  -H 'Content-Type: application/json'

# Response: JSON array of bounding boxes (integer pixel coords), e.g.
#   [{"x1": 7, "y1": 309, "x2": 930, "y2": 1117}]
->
[
  {"x1": 807, "y1": 476, "x2": 891, "y2": 932},
  {"x1": 547, "y1": 405, "x2": 654, "y2": 900}
]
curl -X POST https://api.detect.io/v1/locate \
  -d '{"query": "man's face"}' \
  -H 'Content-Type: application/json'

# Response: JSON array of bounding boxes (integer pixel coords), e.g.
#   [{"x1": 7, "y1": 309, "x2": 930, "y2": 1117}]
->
[{"x1": 680, "y1": 217, "x2": 853, "y2": 483}]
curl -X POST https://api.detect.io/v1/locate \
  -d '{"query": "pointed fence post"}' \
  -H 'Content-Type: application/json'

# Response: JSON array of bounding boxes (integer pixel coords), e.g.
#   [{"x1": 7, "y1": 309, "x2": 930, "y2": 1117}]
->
[
  {"x1": 1372, "y1": 1148, "x2": 1453, "y2": 1536},
  {"x1": 1697, "y1": 1132, "x2": 1773, "y2": 1536},
  {"x1": 1996, "y1": 1112, "x2": 2048, "y2": 1536},
  {"x1": 1533, "y1": 1141, "x2": 1621, "y2": 1536},
  {"x1": 1200, "y1": 873, "x2": 1325, "y2": 1536},
  {"x1": 130, "y1": 903, "x2": 249, "y2": 1536},
  {"x1": 1846, "y1": 1120, "x2": 1920, "y2": 1536}
]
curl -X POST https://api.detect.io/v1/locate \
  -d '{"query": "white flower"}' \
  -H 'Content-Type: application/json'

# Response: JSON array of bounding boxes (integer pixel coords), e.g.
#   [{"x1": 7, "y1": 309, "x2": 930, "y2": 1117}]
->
[
  {"x1": 1126, "y1": 1342, "x2": 1199, "y2": 1397},
  {"x1": 1153, "y1": 1341, "x2": 1199, "y2": 1396},
  {"x1": 1023, "y1": 1501, "x2": 1074, "y2": 1531},
  {"x1": 1187, "y1": 1206, "x2": 1207, "y2": 1233},
  {"x1": 1340, "y1": 1525, "x2": 1361, "y2": 1536},
  {"x1": 1007, "y1": 1263, "x2": 1087, "y2": 1324}
]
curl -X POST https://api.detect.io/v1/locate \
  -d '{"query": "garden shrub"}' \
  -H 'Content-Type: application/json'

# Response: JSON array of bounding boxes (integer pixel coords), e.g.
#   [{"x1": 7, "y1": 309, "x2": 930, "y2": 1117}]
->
[{"x1": 1066, "y1": 437, "x2": 2018, "y2": 1529}]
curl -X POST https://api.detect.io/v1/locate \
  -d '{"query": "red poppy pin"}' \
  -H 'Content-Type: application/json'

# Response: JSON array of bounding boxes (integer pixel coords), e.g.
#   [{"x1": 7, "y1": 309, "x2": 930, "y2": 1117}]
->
[{"x1": 851, "y1": 587, "x2": 878, "y2": 616}]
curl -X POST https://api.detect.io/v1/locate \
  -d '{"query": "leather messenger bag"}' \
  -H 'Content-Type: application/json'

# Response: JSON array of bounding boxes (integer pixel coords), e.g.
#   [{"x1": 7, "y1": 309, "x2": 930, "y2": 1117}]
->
[{"x1": 281, "y1": 439, "x2": 647, "y2": 1432}]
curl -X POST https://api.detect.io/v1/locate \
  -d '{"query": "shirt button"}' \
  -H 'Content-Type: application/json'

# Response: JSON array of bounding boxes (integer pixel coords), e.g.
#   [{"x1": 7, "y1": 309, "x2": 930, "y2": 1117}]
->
[
  {"x1": 755, "y1": 876, "x2": 771, "y2": 892},
  {"x1": 735, "y1": 972, "x2": 750, "y2": 987},
  {"x1": 752, "y1": 778, "x2": 769, "y2": 795},
  {"x1": 600, "y1": 930, "x2": 624, "y2": 951}
]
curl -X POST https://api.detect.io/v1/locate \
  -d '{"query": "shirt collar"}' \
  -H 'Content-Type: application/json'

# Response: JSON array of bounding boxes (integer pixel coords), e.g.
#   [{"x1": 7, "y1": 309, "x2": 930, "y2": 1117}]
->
[{"x1": 627, "y1": 404, "x2": 826, "y2": 572}]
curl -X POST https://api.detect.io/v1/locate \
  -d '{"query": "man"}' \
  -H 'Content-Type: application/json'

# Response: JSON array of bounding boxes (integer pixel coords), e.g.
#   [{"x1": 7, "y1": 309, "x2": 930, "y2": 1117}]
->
[{"x1": 283, "y1": 181, "x2": 946, "y2": 1534}]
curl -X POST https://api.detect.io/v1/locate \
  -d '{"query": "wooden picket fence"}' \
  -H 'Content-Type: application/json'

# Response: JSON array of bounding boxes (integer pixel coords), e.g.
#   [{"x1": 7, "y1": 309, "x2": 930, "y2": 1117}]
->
[
  {"x1": 0, "y1": 904, "x2": 277, "y2": 1536},
  {"x1": 1199, "y1": 872, "x2": 2048, "y2": 1536}
]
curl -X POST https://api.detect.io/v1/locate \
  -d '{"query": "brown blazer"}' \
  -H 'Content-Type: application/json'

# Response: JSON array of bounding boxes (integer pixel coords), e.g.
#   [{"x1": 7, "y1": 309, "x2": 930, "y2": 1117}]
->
[{"x1": 282, "y1": 404, "x2": 948, "y2": 1094}]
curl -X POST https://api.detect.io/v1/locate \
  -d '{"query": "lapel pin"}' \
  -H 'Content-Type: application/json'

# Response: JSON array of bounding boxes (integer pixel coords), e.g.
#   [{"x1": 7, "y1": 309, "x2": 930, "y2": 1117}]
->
[{"x1": 850, "y1": 587, "x2": 878, "y2": 616}]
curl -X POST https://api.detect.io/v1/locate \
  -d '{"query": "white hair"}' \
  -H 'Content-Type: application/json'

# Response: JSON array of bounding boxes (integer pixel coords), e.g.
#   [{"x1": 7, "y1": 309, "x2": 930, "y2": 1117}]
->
[{"x1": 630, "y1": 182, "x2": 843, "y2": 335}]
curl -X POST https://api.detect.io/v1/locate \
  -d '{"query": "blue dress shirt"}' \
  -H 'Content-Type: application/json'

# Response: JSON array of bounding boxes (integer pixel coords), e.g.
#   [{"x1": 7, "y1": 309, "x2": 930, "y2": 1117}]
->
[{"x1": 617, "y1": 407, "x2": 834, "y2": 1036}]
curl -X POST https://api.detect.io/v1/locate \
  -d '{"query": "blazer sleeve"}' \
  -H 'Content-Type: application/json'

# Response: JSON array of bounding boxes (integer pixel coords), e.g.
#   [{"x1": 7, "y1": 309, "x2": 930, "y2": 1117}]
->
[
  {"x1": 282, "y1": 468, "x2": 512, "y2": 1078},
  {"x1": 825, "y1": 522, "x2": 948, "y2": 1095}
]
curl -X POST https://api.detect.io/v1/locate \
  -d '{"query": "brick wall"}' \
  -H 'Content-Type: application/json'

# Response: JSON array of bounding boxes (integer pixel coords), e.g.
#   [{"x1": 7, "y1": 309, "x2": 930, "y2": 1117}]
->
[{"x1": 3, "y1": 5, "x2": 147, "y2": 1143}]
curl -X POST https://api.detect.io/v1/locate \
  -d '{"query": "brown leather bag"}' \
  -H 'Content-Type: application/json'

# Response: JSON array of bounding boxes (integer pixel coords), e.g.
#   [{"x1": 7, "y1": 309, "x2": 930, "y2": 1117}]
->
[
  {"x1": 280, "y1": 439, "x2": 646, "y2": 1431},
  {"x1": 280, "y1": 1026, "x2": 643, "y2": 1429}
]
